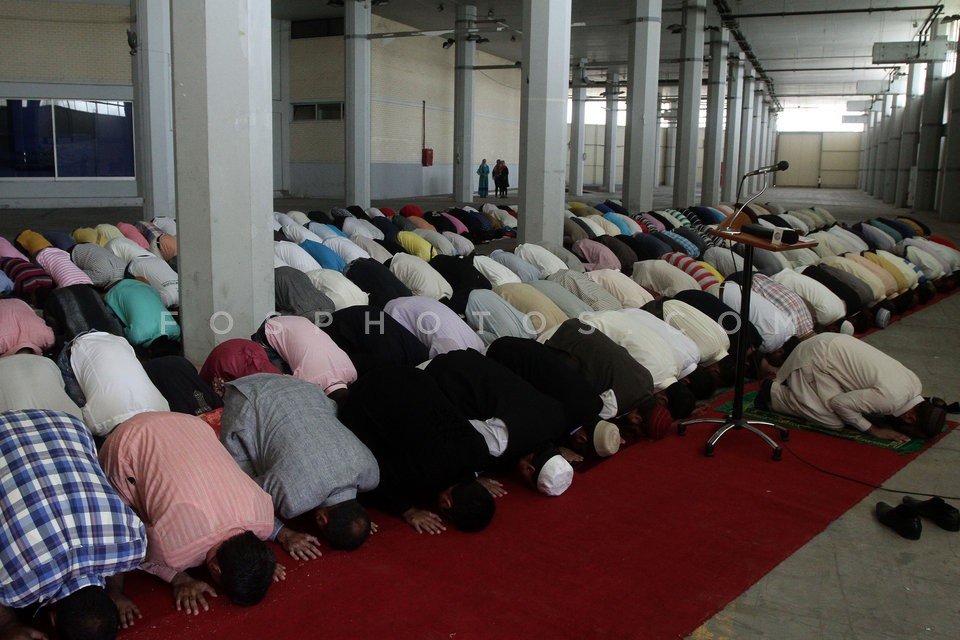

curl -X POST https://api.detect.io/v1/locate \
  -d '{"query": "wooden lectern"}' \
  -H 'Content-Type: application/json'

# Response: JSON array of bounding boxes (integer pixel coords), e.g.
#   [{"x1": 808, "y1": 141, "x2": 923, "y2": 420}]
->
[{"x1": 678, "y1": 226, "x2": 818, "y2": 459}]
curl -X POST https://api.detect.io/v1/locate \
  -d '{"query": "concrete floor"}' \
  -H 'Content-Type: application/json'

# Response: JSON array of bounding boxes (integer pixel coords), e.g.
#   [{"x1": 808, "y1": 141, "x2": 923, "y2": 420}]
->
[{"x1": 3, "y1": 185, "x2": 959, "y2": 638}]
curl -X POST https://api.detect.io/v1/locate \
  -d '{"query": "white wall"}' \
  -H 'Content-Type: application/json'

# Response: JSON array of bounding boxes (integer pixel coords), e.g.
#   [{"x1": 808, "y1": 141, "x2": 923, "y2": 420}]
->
[
  {"x1": 776, "y1": 132, "x2": 861, "y2": 188},
  {"x1": 287, "y1": 16, "x2": 522, "y2": 199}
]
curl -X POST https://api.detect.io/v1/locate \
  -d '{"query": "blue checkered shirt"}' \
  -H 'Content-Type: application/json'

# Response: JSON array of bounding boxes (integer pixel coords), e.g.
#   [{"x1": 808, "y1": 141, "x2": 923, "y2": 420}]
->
[{"x1": 1, "y1": 409, "x2": 146, "y2": 607}]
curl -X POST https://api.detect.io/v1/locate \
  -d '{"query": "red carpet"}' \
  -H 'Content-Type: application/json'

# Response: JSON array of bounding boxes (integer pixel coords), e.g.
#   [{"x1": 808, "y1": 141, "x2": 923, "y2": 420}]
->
[{"x1": 117, "y1": 409, "x2": 940, "y2": 640}]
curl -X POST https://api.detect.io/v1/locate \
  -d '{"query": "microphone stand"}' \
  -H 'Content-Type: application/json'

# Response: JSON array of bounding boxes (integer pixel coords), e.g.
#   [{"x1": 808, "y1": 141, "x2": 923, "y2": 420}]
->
[{"x1": 679, "y1": 170, "x2": 801, "y2": 459}]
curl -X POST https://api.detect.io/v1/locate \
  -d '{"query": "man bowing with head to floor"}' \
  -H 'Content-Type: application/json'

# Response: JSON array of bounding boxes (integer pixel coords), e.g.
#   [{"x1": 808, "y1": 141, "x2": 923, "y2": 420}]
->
[
  {"x1": 757, "y1": 333, "x2": 947, "y2": 442},
  {"x1": 219, "y1": 374, "x2": 380, "y2": 551},
  {"x1": 100, "y1": 411, "x2": 321, "y2": 616},
  {"x1": 1, "y1": 409, "x2": 147, "y2": 640}
]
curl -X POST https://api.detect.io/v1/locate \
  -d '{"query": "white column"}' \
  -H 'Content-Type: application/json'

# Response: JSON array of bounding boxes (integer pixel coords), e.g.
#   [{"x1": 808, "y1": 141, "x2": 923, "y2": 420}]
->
[
  {"x1": 663, "y1": 124, "x2": 677, "y2": 186},
  {"x1": 937, "y1": 74, "x2": 960, "y2": 219},
  {"x1": 757, "y1": 101, "x2": 774, "y2": 191},
  {"x1": 896, "y1": 64, "x2": 924, "y2": 207},
  {"x1": 170, "y1": 0, "x2": 274, "y2": 364},
  {"x1": 518, "y1": 0, "x2": 571, "y2": 244},
  {"x1": 274, "y1": 20, "x2": 292, "y2": 196},
  {"x1": 721, "y1": 51, "x2": 744, "y2": 202},
  {"x1": 916, "y1": 54, "x2": 947, "y2": 211},
  {"x1": 672, "y1": 0, "x2": 706, "y2": 207},
  {"x1": 132, "y1": 0, "x2": 175, "y2": 219},
  {"x1": 736, "y1": 72, "x2": 755, "y2": 201},
  {"x1": 857, "y1": 113, "x2": 870, "y2": 191},
  {"x1": 453, "y1": 4, "x2": 477, "y2": 203},
  {"x1": 883, "y1": 94, "x2": 903, "y2": 203},
  {"x1": 603, "y1": 72, "x2": 620, "y2": 193},
  {"x1": 768, "y1": 111, "x2": 778, "y2": 182},
  {"x1": 700, "y1": 27, "x2": 728, "y2": 206},
  {"x1": 872, "y1": 94, "x2": 891, "y2": 198},
  {"x1": 865, "y1": 110, "x2": 878, "y2": 195},
  {"x1": 748, "y1": 88, "x2": 763, "y2": 192},
  {"x1": 568, "y1": 59, "x2": 587, "y2": 196},
  {"x1": 622, "y1": 0, "x2": 662, "y2": 212},
  {"x1": 344, "y1": 1, "x2": 371, "y2": 208}
]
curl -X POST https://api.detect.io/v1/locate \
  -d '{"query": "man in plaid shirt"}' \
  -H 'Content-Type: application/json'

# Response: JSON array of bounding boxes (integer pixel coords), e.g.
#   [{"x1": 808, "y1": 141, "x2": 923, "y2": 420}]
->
[{"x1": 1, "y1": 409, "x2": 147, "y2": 639}]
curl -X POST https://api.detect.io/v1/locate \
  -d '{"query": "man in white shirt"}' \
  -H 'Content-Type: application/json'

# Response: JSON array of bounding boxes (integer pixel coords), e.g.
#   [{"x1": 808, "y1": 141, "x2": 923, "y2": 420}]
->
[
  {"x1": 66, "y1": 331, "x2": 170, "y2": 436},
  {"x1": 760, "y1": 333, "x2": 945, "y2": 442},
  {"x1": 388, "y1": 253, "x2": 454, "y2": 301}
]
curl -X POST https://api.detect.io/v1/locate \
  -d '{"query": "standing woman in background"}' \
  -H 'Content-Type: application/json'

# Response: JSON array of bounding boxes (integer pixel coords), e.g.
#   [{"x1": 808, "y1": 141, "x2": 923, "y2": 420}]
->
[
  {"x1": 498, "y1": 161, "x2": 510, "y2": 198},
  {"x1": 477, "y1": 159, "x2": 490, "y2": 198}
]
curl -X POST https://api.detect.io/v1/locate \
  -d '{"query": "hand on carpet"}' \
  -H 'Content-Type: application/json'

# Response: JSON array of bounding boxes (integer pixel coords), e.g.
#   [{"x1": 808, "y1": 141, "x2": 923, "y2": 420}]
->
[
  {"x1": 370, "y1": 521, "x2": 379, "y2": 534},
  {"x1": 110, "y1": 592, "x2": 142, "y2": 629},
  {"x1": 171, "y1": 572, "x2": 217, "y2": 615},
  {"x1": 273, "y1": 564, "x2": 286, "y2": 582},
  {"x1": 477, "y1": 476, "x2": 507, "y2": 498},
  {"x1": 558, "y1": 446, "x2": 584, "y2": 464},
  {"x1": 866, "y1": 424, "x2": 912, "y2": 443},
  {"x1": 276, "y1": 527, "x2": 323, "y2": 561},
  {"x1": 403, "y1": 508, "x2": 447, "y2": 534},
  {"x1": 106, "y1": 574, "x2": 140, "y2": 629}
]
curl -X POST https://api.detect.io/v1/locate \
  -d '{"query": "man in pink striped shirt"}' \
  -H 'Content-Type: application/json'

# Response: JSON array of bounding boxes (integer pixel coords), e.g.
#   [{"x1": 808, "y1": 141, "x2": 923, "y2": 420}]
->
[{"x1": 100, "y1": 411, "x2": 321, "y2": 615}]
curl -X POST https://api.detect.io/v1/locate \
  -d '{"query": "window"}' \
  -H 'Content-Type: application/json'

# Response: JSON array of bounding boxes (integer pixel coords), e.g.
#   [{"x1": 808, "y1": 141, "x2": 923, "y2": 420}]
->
[
  {"x1": 292, "y1": 102, "x2": 344, "y2": 121},
  {"x1": 0, "y1": 98, "x2": 135, "y2": 178}
]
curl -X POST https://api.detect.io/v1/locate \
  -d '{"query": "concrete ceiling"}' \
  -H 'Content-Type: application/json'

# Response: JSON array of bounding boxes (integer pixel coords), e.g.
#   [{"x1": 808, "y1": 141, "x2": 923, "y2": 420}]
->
[{"x1": 272, "y1": 0, "x2": 960, "y2": 110}]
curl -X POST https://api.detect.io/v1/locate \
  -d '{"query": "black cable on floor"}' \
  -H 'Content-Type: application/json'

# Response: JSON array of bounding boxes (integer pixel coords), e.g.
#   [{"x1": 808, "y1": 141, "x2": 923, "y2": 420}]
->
[{"x1": 780, "y1": 440, "x2": 960, "y2": 501}]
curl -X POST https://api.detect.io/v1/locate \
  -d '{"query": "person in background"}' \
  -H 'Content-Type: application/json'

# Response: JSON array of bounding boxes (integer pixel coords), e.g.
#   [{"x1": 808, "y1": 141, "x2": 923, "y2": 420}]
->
[{"x1": 476, "y1": 159, "x2": 490, "y2": 198}]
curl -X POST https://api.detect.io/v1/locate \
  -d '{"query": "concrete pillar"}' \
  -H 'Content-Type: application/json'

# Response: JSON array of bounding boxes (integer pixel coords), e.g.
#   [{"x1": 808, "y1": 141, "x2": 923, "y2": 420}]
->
[
  {"x1": 865, "y1": 109, "x2": 878, "y2": 195},
  {"x1": 622, "y1": 0, "x2": 662, "y2": 212},
  {"x1": 736, "y1": 72, "x2": 755, "y2": 201},
  {"x1": 883, "y1": 94, "x2": 903, "y2": 203},
  {"x1": 769, "y1": 111, "x2": 778, "y2": 180},
  {"x1": 857, "y1": 113, "x2": 870, "y2": 191},
  {"x1": 569, "y1": 58, "x2": 587, "y2": 196},
  {"x1": 937, "y1": 74, "x2": 960, "y2": 219},
  {"x1": 721, "y1": 52, "x2": 744, "y2": 202},
  {"x1": 873, "y1": 94, "x2": 891, "y2": 198},
  {"x1": 748, "y1": 88, "x2": 763, "y2": 193},
  {"x1": 916, "y1": 55, "x2": 948, "y2": 211},
  {"x1": 344, "y1": 1, "x2": 371, "y2": 208},
  {"x1": 273, "y1": 20, "x2": 292, "y2": 196},
  {"x1": 132, "y1": 0, "x2": 175, "y2": 219},
  {"x1": 170, "y1": 0, "x2": 274, "y2": 364},
  {"x1": 453, "y1": 4, "x2": 477, "y2": 204},
  {"x1": 518, "y1": 0, "x2": 571, "y2": 244},
  {"x1": 663, "y1": 125, "x2": 677, "y2": 186},
  {"x1": 700, "y1": 27, "x2": 728, "y2": 206},
  {"x1": 896, "y1": 64, "x2": 924, "y2": 207},
  {"x1": 673, "y1": 0, "x2": 705, "y2": 207},
  {"x1": 603, "y1": 72, "x2": 620, "y2": 193},
  {"x1": 756, "y1": 102, "x2": 769, "y2": 191}
]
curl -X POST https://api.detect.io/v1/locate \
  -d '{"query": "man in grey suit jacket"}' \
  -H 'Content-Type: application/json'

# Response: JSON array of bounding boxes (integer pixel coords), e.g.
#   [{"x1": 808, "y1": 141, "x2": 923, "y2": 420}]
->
[{"x1": 220, "y1": 373, "x2": 380, "y2": 551}]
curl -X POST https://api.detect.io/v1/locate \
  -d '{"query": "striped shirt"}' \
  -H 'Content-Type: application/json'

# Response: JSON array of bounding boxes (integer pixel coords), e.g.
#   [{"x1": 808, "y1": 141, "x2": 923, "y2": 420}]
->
[
  {"x1": 71, "y1": 242, "x2": 127, "y2": 288},
  {"x1": 0, "y1": 257, "x2": 55, "y2": 298},
  {"x1": 661, "y1": 252, "x2": 720, "y2": 292},
  {"x1": 1, "y1": 409, "x2": 146, "y2": 607},
  {"x1": 35, "y1": 247, "x2": 93, "y2": 288},
  {"x1": 100, "y1": 412, "x2": 276, "y2": 583}
]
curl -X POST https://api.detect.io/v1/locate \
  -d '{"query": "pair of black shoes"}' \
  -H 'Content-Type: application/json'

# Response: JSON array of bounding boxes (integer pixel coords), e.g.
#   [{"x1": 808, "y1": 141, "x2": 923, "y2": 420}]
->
[{"x1": 875, "y1": 496, "x2": 960, "y2": 540}]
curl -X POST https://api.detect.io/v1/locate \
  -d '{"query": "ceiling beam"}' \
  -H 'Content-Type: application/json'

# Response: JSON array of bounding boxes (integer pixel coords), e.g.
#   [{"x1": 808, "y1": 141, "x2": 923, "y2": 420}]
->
[{"x1": 721, "y1": 5, "x2": 943, "y2": 20}]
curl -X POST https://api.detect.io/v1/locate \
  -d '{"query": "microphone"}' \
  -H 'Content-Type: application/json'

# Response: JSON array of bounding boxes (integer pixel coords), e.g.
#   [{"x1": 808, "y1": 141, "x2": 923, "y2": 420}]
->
[{"x1": 744, "y1": 160, "x2": 789, "y2": 177}]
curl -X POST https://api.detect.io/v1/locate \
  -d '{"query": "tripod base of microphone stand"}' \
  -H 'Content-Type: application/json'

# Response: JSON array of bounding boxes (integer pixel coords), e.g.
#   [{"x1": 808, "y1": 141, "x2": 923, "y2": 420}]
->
[{"x1": 678, "y1": 416, "x2": 789, "y2": 460}]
